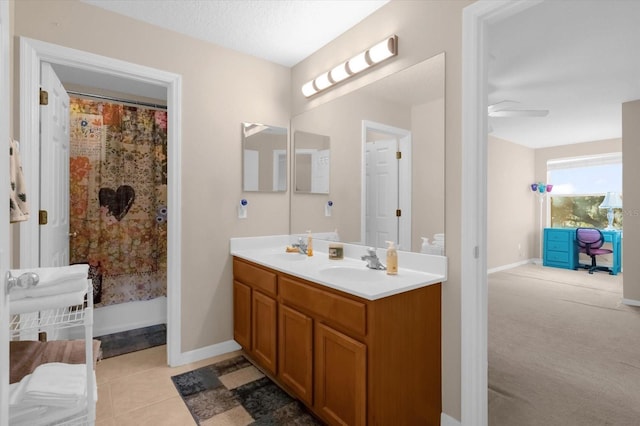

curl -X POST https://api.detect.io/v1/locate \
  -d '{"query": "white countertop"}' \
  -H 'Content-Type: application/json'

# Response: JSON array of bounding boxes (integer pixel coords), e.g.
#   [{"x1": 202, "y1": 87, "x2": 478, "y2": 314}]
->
[{"x1": 230, "y1": 235, "x2": 447, "y2": 300}]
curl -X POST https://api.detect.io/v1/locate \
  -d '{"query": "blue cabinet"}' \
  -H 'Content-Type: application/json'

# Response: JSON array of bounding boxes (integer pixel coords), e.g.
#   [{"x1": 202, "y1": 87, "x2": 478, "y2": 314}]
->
[
  {"x1": 543, "y1": 227, "x2": 621, "y2": 275},
  {"x1": 543, "y1": 228, "x2": 577, "y2": 270}
]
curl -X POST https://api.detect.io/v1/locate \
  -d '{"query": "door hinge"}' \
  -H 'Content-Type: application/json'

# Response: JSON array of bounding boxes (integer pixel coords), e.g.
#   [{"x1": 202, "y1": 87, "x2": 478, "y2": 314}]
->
[
  {"x1": 474, "y1": 246, "x2": 479, "y2": 259},
  {"x1": 39, "y1": 89, "x2": 48, "y2": 105},
  {"x1": 396, "y1": 151, "x2": 402, "y2": 159},
  {"x1": 396, "y1": 209, "x2": 402, "y2": 217},
  {"x1": 39, "y1": 210, "x2": 48, "y2": 225}
]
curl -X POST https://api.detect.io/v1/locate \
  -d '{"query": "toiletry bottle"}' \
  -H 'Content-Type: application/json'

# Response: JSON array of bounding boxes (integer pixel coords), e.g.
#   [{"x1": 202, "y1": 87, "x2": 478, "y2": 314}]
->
[
  {"x1": 386, "y1": 241, "x2": 398, "y2": 275},
  {"x1": 421, "y1": 237, "x2": 430, "y2": 254},
  {"x1": 307, "y1": 230, "x2": 313, "y2": 257}
]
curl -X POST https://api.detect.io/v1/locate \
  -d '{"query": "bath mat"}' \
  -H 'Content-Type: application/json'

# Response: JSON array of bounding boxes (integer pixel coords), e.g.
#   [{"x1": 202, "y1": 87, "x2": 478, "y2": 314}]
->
[
  {"x1": 171, "y1": 355, "x2": 321, "y2": 425},
  {"x1": 96, "y1": 324, "x2": 166, "y2": 359}
]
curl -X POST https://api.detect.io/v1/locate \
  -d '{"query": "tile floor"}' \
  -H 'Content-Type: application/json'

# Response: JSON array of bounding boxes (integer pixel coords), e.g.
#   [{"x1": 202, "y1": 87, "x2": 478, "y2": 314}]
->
[{"x1": 96, "y1": 345, "x2": 242, "y2": 425}]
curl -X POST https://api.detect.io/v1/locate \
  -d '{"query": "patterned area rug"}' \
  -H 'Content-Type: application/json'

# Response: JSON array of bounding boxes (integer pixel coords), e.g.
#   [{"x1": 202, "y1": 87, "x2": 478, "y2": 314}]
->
[
  {"x1": 171, "y1": 355, "x2": 322, "y2": 425},
  {"x1": 96, "y1": 324, "x2": 167, "y2": 359}
]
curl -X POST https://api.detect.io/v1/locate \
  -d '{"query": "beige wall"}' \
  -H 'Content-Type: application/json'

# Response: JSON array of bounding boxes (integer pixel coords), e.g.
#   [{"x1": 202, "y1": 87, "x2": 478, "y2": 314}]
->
[
  {"x1": 622, "y1": 100, "x2": 640, "y2": 302},
  {"x1": 292, "y1": 0, "x2": 472, "y2": 419},
  {"x1": 487, "y1": 136, "x2": 536, "y2": 269},
  {"x1": 13, "y1": 0, "x2": 291, "y2": 352}
]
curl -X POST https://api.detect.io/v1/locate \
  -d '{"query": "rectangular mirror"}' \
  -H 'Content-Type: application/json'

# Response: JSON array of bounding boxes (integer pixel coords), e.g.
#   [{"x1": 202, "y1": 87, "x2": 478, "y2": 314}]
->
[
  {"x1": 242, "y1": 122, "x2": 288, "y2": 192},
  {"x1": 290, "y1": 52, "x2": 445, "y2": 254},
  {"x1": 294, "y1": 130, "x2": 330, "y2": 194}
]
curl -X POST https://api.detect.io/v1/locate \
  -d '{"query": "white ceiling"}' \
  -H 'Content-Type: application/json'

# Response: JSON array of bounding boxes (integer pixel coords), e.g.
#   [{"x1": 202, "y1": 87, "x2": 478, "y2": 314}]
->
[
  {"x1": 488, "y1": 0, "x2": 640, "y2": 148},
  {"x1": 81, "y1": 0, "x2": 389, "y2": 67}
]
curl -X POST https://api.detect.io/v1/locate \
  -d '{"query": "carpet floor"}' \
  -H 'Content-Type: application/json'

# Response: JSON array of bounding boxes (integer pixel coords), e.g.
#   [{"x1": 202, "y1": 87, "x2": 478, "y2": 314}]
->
[
  {"x1": 96, "y1": 324, "x2": 167, "y2": 359},
  {"x1": 172, "y1": 355, "x2": 322, "y2": 425},
  {"x1": 489, "y1": 264, "x2": 640, "y2": 425}
]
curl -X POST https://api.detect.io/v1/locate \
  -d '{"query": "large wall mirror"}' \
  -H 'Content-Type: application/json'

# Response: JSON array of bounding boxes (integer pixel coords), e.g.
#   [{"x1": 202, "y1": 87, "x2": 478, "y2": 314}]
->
[
  {"x1": 290, "y1": 52, "x2": 445, "y2": 253},
  {"x1": 242, "y1": 122, "x2": 288, "y2": 192}
]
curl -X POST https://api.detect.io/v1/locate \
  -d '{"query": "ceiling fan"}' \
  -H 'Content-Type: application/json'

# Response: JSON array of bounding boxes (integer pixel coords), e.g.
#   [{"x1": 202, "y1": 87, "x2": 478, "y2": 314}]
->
[{"x1": 488, "y1": 100, "x2": 549, "y2": 118}]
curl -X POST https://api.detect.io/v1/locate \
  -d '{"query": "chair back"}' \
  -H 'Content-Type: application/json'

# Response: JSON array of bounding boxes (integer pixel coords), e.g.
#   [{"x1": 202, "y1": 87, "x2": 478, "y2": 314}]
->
[{"x1": 576, "y1": 228, "x2": 604, "y2": 251}]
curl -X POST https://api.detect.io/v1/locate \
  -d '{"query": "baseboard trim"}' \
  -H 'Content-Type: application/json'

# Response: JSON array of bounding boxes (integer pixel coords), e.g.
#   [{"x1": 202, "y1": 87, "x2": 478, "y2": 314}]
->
[
  {"x1": 173, "y1": 339, "x2": 242, "y2": 366},
  {"x1": 93, "y1": 297, "x2": 167, "y2": 337},
  {"x1": 441, "y1": 412, "x2": 462, "y2": 426},
  {"x1": 488, "y1": 259, "x2": 532, "y2": 274},
  {"x1": 622, "y1": 298, "x2": 640, "y2": 307}
]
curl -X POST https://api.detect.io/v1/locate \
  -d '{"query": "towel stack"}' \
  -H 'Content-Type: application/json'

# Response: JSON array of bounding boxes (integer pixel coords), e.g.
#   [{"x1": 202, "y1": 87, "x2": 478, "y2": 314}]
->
[
  {"x1": 9, "y1": 362, "x2": 97, "y2": 425},
  {"x1": 9, "y1": 264, "x2": 90, "y2": 315}
]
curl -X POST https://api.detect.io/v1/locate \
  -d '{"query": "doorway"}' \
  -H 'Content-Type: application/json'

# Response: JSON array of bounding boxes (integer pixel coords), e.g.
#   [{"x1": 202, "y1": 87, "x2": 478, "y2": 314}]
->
[
  {"x1": 18, "y1": 37, "x2": 183, "y2": 367},
  {"x1": 361, "y1": 120, "x2": 411, "y2": 250}
]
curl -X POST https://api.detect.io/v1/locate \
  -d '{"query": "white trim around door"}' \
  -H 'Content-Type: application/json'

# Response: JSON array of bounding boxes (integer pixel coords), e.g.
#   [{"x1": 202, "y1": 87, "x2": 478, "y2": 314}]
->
[
  {"x1": 461, "y1": 1, "x2": 542, "y2": 425},
  {"x1": 18, "y1": 37, "x2": 183, "y2": 367}
]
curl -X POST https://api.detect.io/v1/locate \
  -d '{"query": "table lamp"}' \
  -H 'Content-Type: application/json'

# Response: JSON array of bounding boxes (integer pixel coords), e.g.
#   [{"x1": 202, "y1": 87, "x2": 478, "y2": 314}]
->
[{"x1": 599, "y1": 192, "x2": 622, "y2": 230}]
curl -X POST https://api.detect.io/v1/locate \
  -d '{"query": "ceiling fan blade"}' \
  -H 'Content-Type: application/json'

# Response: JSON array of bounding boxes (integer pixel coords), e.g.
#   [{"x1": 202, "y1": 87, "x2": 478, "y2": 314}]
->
[
  {"x1": 487, "y1": 100, "x2": 519, "y2": 114},
  {"x1": 489, "y1": 109, "x2": 549, "y2": 118}
]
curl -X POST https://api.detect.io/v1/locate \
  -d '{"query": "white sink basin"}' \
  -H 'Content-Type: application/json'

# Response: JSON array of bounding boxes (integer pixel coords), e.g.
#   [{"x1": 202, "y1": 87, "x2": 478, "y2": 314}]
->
[{"x1": 318, "y1": 266, "x2": 388, "y2": 282}]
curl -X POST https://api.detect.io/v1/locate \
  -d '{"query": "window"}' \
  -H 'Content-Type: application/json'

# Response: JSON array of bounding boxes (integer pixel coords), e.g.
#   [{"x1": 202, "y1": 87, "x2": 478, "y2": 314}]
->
[{"x1": 547, "y1": 153, "x2": 622, "y2": 229}]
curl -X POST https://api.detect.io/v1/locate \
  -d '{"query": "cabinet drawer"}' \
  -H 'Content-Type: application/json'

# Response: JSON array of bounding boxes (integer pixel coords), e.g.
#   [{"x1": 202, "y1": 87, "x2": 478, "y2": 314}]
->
[
  {"x1": 546, "y1": 240, "x2": 568, "y2": 252},
  {"x1": 546, "y1": 250, "x2": 569, "y2": 263},
  {"x1": 233, "y1": 258, "x2": 277, "y2": 297},
  {"x1": 546, "y1": 230, "x2": 570, "y2": 242},
  {"x1": 280, "y1": 276, "x2": 367, "y2": 336}
]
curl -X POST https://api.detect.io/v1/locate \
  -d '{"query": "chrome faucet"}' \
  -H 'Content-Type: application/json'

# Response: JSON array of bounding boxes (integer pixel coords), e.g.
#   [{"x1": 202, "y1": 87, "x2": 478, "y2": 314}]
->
[
  {"x1": 361, "y1": 247, "x2": 386, "y2": 270},
  {"x1": 292, "y1": 237, "x2": 308, "y2": 254}
]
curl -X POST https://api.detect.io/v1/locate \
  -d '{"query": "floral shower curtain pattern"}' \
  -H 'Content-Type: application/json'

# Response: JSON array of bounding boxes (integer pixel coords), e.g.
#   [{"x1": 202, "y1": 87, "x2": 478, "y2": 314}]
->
[{"x1": 69, "y1": 97, "x2": 167, "y2": 307}]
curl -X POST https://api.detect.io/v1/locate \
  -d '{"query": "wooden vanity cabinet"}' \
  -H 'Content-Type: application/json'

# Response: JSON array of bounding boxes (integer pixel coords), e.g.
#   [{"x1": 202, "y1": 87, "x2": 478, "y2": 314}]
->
[
  {"x1": 232, "y1": 258, "x2": 278, "y2": 375},
  {"x1": 278, "y1": 304, "x2": 313, "y2": 406},
  {"x1": 233, "y1": 257, "x2": 442, "y2": 426}
]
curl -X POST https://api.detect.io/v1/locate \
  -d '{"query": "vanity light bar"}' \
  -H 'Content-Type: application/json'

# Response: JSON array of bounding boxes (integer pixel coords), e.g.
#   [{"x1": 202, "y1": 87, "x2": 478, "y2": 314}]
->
[{"x1": 301, "y1": 35, "x2": 398, "y2": 98}]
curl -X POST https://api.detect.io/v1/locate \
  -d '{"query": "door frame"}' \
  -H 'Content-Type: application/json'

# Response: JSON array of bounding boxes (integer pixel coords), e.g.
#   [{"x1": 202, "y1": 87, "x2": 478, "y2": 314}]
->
[
  {"x1": 0, "y1": 2, "x2": 11, "y2": 424},
  {"x1": 19, "y1": 37, "x2": 183, "y2": 366},
  {"x1": 461, "y1": 1, "x2": 541, "y2": 424},
  {"x1": 361, "y1": 120, "x2": 411, "y2": 250}
]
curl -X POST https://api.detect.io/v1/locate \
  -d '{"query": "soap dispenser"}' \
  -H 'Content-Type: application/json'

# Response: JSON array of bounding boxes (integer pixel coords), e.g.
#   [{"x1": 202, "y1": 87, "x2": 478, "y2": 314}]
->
[
  {"x1": 306, "y1": 230, "x2": 313, "y2": 257},
  {"x1": 386, "y1": 241, "x2": 398, "y2": 275},
  {"x1": 421, "y1": 237, "x2": 430, "y2": 254}
]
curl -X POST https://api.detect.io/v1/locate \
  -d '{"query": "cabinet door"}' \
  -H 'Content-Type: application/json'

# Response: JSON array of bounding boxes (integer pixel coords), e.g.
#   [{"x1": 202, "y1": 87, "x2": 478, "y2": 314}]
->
[
  {"x1": 252, "y1": 290, "x2": 278, "y2": 375},
  {"x1": 279, "y1": 304, "x2": 313, "y2": 405},
  {"x1": 233, "y1": 281, "x2": 252, "y2": 350},
  {"x1": 315, "y1": 323, "x2": 366, "y2": 426}
]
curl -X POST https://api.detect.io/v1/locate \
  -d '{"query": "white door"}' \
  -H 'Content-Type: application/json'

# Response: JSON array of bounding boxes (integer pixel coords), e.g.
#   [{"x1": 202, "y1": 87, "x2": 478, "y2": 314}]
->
[
  {"x1": 39, "y1": 63, "x2": 70, "y2": 267},
  {"x1": 365, "y1": 138, "x2": 399, "y2": 249}
]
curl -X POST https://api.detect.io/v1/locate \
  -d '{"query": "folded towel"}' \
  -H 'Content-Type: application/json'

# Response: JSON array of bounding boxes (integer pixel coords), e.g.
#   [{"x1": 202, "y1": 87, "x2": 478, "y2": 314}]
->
[
  {"x1": 9, "y1": 265, "x2": 89, "y2": 300},
  {"x1": 22, "y1": 363, "x2": 86, "y2": 408},
  {"x1": 11, "y1": 400, "x2": 85, "y2": 426},
  {"x1": 10, "y1": 365, "x2": 97, "y2": 426},
  {"x1": 9, "y1": 288, "x2": 87, "y2": 315}
]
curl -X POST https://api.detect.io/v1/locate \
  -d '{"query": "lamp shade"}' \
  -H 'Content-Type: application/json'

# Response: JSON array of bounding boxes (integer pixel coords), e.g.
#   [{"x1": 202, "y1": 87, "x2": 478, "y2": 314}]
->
[{"x1": 599, "y1": 192, "x2": 623, "y2": 209}]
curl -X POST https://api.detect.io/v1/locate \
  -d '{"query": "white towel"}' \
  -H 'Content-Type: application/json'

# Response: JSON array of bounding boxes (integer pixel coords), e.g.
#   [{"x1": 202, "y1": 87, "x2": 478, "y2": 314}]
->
[
  {"x1": 10, "y1": 364, "x2": 97, "y2": 425},
  {"x1": 9, "y1": 289, "x2": 87, "y2": 315},
  {"x1": 22, "y1": 363, "x2": 86, "y2": 407},
  {"x1": 9, "y1": 264, "x2": 89, "y2": 300}
]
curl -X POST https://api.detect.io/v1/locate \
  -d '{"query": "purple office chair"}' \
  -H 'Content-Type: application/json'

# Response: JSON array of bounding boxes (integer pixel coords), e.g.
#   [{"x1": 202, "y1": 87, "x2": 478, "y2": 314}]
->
[{"x1": 575, "y1": 228, "x2": 613, "y2": 274}]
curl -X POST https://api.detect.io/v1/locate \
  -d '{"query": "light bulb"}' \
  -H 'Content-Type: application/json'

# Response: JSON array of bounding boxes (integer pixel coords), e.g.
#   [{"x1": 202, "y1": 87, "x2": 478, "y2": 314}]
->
[
  {"x1": 314, "y1": 71, "x2": 332, "y2": 91},
  {"x1": 347, "y1": 51, "x2": 369, "y2": 74},
  {"x1": 368, "y1": 36, "x2": 396, "y2": 63},
  {"x1": 330, "y1": 62, "x2": 350, "y2": 83},
  {"x1": 301, "y1": 80, "x2": 317, "y2": 97}
]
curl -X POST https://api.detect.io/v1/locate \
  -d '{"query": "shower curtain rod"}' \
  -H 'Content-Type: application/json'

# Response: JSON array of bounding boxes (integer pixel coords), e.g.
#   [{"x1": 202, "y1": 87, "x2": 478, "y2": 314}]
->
[{"x1": 66, "y1": 90, "x2": 167, "y2": 110}]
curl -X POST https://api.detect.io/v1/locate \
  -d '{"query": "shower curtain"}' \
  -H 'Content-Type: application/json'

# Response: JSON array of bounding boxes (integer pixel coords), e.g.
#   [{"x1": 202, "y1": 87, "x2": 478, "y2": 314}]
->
[{"x1": 69, "y1": 97, "x2": 167, "y2": 307}]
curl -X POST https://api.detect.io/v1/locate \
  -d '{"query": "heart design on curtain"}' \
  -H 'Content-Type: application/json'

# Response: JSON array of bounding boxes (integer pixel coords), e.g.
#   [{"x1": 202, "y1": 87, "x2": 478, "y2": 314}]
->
[{"x1": 99, "y1": 185, "x2": 135, "y2": 221}]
